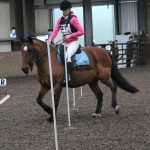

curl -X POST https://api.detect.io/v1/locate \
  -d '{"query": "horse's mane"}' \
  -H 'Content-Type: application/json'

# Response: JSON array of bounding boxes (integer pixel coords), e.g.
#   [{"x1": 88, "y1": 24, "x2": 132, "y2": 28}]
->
[
  {"x1": 31, "y1": 37, "x2": 56, "y2": 53},
  {"x1": 31, "y1": 38, "x2": 49, "y2": 52}
]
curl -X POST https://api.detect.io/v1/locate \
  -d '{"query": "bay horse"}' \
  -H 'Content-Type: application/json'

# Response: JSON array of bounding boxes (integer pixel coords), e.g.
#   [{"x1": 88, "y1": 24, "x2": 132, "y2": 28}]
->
[{"x1": 21, "y1": 36, "x2": 139, "y2": 122}]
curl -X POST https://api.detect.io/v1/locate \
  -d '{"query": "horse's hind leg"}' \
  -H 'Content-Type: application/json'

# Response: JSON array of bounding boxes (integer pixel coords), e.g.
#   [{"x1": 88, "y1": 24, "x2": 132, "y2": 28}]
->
[
  {"x1": 102, "y1": 78, "x2": 120, "y2": 114},
  {"x1": 111, "y1": 83, "x2": 120, "y2": 114},
  {"x1": 88, "y1": 81, "x2": 103, "y2": 118}
]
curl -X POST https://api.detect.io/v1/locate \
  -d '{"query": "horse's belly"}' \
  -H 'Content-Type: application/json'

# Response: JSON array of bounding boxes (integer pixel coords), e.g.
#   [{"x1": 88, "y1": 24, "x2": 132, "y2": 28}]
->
[{"x1": 71, "y1": 70, "x2": 96, "y2": 87}]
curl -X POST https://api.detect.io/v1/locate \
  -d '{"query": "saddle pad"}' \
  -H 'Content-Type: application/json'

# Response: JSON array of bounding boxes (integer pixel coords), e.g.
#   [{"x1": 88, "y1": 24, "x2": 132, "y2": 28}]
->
[
  {"x1": 57, "y1": 49, "x2": 90, "y2": 66},
  {"x1": 73, "y1": 50, "x2": 90, "y2": 66}
]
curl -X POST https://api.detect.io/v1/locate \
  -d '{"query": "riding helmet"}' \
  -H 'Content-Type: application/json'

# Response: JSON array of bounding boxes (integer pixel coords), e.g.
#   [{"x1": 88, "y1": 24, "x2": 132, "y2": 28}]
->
[{"x1": 60, "y1": 0, "x2": 72, "y2": 10}]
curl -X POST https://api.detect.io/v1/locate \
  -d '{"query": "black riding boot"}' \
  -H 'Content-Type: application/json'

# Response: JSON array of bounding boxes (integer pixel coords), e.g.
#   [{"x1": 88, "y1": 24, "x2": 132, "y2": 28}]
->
[{"x1": 64, "y1": 62, "x2": 73, "y2": 82}]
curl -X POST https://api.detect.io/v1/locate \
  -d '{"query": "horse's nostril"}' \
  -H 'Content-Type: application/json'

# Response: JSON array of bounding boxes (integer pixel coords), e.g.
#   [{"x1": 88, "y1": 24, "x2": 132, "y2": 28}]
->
[{"x1": 22, "y1": 67, "x2": 29, "y2": 74}]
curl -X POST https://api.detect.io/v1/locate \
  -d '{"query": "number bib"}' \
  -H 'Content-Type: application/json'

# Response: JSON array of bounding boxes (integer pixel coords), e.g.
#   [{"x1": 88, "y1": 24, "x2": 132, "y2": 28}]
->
[
  {"x1": 60, "y1": 23, "x2": 72, "y2": 35},
  {"x1": 59, "y1": 14, "x2": 77, "y2": 36}
]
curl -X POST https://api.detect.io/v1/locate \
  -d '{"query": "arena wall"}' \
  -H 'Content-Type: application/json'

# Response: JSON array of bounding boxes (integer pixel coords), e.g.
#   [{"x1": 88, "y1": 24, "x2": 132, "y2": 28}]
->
[{"x1": 0, "y1": 52, "x2": 36, "y2": 77}]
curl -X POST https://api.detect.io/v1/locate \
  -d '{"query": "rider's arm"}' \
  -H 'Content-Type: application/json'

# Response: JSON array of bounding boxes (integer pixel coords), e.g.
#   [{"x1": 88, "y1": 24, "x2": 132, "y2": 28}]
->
[
  {"x1": 48, "y1": 18, "x2": 61, "y2": 41},
  {"x1": 69, "y1": 16, "x2": 85, "y2": 38}
]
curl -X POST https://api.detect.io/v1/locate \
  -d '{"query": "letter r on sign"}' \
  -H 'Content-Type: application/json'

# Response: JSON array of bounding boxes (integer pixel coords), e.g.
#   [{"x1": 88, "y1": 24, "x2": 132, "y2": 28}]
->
[{"x1": 0, "y1": 79, "x2": 7, "y2": 86}]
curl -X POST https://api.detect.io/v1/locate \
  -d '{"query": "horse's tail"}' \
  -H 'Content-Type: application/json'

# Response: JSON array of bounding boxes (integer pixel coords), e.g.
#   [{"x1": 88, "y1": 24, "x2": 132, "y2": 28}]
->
[{"x1": 109, "y1": 53, "x2": 139, "y2": 93}]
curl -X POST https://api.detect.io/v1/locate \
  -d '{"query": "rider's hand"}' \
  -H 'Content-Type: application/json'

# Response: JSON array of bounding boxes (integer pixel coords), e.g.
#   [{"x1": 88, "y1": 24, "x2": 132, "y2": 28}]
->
[
  {"x1": 65, "y1": 35, "x2": 71, "y2": 39},
  {"x1": 47, "y1": 39, "x2": 51, "y2": 45}
]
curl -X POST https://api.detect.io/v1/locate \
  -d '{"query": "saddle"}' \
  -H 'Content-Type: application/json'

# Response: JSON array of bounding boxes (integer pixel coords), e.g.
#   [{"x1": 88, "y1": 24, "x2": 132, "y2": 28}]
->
[{"x1": 57, "y1": 45, "x2": 90, "y2": 67}]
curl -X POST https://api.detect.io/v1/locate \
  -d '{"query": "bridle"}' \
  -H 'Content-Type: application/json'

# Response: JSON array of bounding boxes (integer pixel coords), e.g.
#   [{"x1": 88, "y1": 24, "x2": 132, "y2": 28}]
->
[
  {"x1": 28, "y1": 40, "x2": 64, "y2": 64},
  {"x1": 29, "y1": 53, "x2": 47, "y2": 64}
]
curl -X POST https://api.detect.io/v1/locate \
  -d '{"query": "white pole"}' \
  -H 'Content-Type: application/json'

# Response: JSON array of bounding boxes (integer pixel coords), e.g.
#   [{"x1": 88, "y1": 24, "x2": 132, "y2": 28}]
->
[
  {"x1": 47, "y1": 43, "x2": 58, "y2": 150},
  {"x1": 64, "y1": 45, "x2": 71, "y2": 127},
  {"x1": 81, "y1": 86, "x2": 83, "y2": 97},
  {"x1": 0, "y1": 95, "x2": 10, "y2": 105},
  {"x1": 73, "y1": 88, "x2": 75, "y2": 107}
]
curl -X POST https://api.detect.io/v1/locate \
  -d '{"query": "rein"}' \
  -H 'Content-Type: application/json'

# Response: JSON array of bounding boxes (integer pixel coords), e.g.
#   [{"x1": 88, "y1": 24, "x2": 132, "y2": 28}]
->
[
  {"x1": 29, "y1": 53, "x2": 48, "y2": 64},
  {"x1": 29, "y1": 40, "x2": 64, "y2": 64}
]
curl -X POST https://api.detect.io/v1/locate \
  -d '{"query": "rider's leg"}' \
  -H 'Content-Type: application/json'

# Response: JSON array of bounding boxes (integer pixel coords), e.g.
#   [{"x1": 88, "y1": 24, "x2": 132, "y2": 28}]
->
[
  {"x1": 66, "y1": 62, "x2": 73, "y2": 81},
  {"x1": 65, "y1": 41, "x2": 79, "y2": 81}
]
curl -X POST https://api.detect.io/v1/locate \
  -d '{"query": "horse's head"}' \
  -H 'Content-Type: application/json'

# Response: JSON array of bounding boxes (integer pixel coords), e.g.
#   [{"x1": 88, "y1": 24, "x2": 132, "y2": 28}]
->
[{"x1": 20, "y1": 36, "x2": 38, "y2": 74}]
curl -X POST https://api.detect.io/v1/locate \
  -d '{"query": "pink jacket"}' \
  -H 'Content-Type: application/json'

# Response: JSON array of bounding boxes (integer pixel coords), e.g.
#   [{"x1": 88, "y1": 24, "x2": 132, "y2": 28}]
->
[{"x1": 49, "y1": 14, "x2": 85, "y2": 43}]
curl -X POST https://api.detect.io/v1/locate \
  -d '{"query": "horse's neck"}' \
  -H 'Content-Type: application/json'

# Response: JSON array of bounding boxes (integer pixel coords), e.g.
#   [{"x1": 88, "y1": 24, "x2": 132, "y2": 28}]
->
[{"x1": 36, "y1": 48, "x2": 58, "y2": 73}]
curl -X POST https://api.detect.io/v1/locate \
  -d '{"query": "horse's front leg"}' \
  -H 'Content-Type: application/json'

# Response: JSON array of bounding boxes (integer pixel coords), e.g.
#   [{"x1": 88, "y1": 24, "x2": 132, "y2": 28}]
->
[
  {"x1": 36, "y1": 85, "x2": 53, "y2": 119},
  {"x1": 47, "y1": 83, "x2": 63, "y2": 123}
]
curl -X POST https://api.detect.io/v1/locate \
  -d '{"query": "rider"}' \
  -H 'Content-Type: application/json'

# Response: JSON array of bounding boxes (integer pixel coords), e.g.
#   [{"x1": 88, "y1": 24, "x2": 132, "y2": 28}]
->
[{"x1": 48, "y1": 0, "x2": 85, "y2": 82}]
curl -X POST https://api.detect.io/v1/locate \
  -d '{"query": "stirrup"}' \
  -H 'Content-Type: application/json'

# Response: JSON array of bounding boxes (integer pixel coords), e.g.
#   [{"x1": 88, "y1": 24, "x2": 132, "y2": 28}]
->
[{"x1": 64, "y1": 74, "x2": 71, "y2": 83}]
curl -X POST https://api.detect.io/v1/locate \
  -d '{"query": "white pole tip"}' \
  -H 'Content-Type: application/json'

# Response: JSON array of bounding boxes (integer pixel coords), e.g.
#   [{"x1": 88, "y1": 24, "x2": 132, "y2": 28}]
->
[{"x1": 0, "y1": 95, "x2": 10, "y2": 105}]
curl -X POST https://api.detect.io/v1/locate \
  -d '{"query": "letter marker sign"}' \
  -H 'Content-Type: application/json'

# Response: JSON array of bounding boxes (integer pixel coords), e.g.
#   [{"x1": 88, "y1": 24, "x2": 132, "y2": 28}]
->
[
  {"x1": 0, "y1": 78, "x2": 10, "y2": 105},
  {"x1": 0, "y1": 78, "x2": 7, "y2": 86}
]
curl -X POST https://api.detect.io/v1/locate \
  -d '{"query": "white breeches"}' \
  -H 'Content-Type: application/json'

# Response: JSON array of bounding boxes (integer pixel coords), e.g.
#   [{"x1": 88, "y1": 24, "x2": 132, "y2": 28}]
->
[{"x1": 64, "y1": 41, "x2": 79, "y2": 62}]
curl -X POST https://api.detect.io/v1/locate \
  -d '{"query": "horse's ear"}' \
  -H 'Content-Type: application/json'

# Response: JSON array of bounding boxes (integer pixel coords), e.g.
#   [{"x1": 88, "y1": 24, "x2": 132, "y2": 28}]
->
[
  {"x1": 27, "y1": 36, "x2": 33, "y2": 44},
  {"x1": 20, "y1": 36, "x2": 26, "y2": 43}
]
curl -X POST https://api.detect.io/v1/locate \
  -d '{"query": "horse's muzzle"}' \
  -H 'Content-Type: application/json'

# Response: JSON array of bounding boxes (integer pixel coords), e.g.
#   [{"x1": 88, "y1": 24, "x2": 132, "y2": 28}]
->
[{"x1": 22, "y1": 67, "x2": 29, "y2": 74}]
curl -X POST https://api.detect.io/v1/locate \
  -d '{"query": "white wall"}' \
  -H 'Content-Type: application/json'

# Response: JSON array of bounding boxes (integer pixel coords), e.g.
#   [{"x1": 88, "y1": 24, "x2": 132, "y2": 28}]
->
[
  {"x1": 34, "y1": 0, "x2": 45, "y2": 6},
  {"x1": 119, "y1": 2, "x2": 138, "y2": 34},
  {"x1": 0, "y1": 1, "x2": 12, "y2": 52},
  {"x1": 35, "y1": 9, "x2": 50, "y2": 34},
  {"x1": 92, "y1": 5, "x2": 115, "y2": 44},
  {"x1": 0, "y1": 42, "x2": 11, "y2": 52},
  {"x1": 0, "y1": 1, "x2": 10, "y2": 38}
]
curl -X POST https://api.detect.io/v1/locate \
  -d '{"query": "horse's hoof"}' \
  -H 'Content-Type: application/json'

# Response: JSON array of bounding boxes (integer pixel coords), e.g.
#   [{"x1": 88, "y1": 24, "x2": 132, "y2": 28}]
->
[
  {"x1": 91, "y1": 113, "x2": 102, "y2": 118},
  {"x1": 115, "y1": 105, "x2": 120, "y2": 114},
  {"x1": 47, "y1": 117, "x2": 53, "y2": 123}
]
